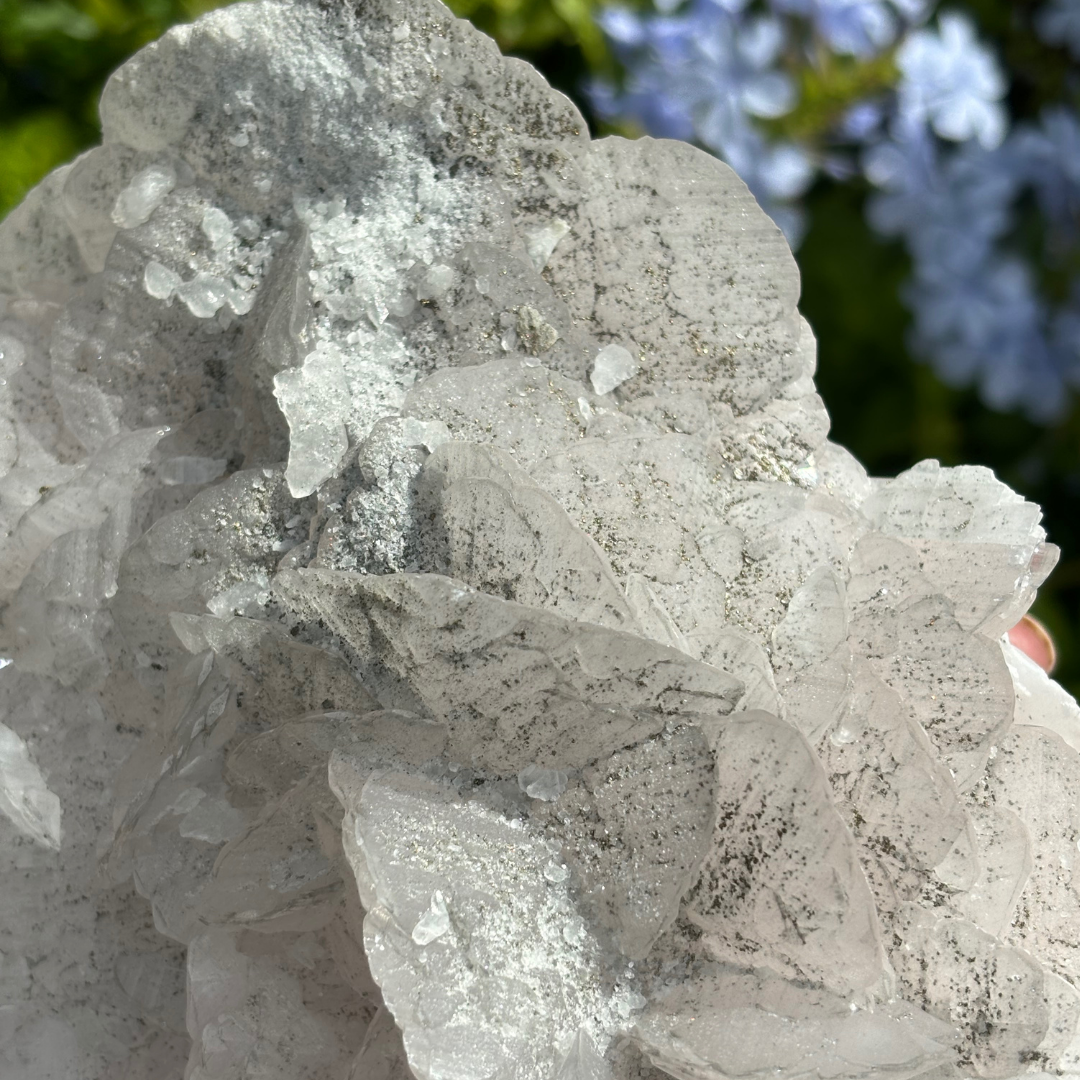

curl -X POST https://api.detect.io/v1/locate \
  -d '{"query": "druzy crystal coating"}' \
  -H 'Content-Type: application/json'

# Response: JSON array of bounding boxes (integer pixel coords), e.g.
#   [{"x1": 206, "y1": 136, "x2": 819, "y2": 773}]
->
[{"x1": 0, "y1": 1, "x2": 1076, "y2": 1078}]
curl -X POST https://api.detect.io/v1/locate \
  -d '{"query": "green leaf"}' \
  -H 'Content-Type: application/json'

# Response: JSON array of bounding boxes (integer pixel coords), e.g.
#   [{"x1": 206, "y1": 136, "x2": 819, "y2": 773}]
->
[{"x1": 0, "y1": 110, "x2": 82, "y2": 218}]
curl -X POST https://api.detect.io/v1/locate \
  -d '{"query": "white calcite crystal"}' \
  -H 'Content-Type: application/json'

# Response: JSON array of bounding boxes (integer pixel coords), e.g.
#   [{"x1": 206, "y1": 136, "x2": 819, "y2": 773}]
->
[{"x1": 0, "y1": 1, "x2": 1075, "y2": 1078}]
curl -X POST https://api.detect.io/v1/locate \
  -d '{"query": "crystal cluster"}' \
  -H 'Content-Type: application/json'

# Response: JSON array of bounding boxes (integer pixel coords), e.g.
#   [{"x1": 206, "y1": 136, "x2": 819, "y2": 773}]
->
[{"x1": 0, "y1": 1, "x2": 1077, "y2": 1078}]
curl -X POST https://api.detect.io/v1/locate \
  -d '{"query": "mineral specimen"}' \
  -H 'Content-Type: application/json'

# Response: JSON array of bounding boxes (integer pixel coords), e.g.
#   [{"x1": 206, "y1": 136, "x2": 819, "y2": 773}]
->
[{"x1": 0, "y1": 1, "x2": 1075, "y2": 1078}]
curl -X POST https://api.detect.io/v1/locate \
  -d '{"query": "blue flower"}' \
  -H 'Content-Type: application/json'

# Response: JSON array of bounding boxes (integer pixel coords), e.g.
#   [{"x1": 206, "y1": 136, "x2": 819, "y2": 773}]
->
[
  {"x1": 840, "y1": 100, "x2": 886, "y2": 141},
  {"x1": 906, "y1": 258, "x2": 1068, "y2": 418},
  {"x1": 596, "y1": 5, "x2": 651, "y2": 48},
  {"x1": 594, "y1": 3, "x2": 797, "y2": 135},
  {"x1": 865, "y1": 126, "x2": 1016, "y2": 255},
  {"x1": 896, "y1": 12, "x2": 1008, "y2": 148},
  {"x1": 1011, "y1": 108, "x2": 1080, "y2": 245},
  {"x1": 1036, "y1": 0, "x2": 1080, "y2": 59},
  {"x1": 769, "y1": 0, "x2": 896, "y2": 56},
  {"x1": 862, "y1": 117, "x2": 1080, "y2": 418}
]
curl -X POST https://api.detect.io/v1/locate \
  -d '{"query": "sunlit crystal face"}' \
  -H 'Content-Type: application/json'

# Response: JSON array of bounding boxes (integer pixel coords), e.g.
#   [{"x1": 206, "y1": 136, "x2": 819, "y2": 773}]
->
[{"x1": 0, "y1": 1, "x2": 1075, "y2": 1078}]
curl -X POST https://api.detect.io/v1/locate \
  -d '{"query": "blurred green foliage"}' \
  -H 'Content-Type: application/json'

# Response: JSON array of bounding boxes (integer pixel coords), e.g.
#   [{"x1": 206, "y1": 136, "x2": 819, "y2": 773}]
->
[
  {"x1": 0, "y1": 0, "x2": 222, "y2": 216},
  {"x1": 765, "y1": 49, "x2": 898, "y2": 144},
  {"x1": 448, "y1": 0, "x2": 608, "y2": 67},
  {"x1": 2, "y1": 0, "x2": 1079, "y2": 693}
]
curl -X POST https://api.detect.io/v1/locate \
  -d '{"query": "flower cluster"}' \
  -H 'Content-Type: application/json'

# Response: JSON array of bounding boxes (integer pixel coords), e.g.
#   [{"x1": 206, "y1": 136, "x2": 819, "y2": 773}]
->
[{"x1": 594, "y1": 0, "x2": 1080, "y2": 418}]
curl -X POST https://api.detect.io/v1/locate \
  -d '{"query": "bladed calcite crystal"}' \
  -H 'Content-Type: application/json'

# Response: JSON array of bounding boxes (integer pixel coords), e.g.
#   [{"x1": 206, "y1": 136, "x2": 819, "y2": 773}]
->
[{"x1": 0, "y1": 1, "x2": 1076, "y2": 1078}]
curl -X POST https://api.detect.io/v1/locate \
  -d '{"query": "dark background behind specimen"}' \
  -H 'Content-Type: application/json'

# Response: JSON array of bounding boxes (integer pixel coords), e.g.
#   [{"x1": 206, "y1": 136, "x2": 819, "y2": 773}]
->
[{"x1": 3, "y1": 0, "x2": 1079, "y2": 692}]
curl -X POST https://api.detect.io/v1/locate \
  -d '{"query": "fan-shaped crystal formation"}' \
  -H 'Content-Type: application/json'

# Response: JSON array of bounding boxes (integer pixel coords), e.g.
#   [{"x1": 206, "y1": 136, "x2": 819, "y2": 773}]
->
[{"x1": 0, "y1": 1, "x2": 1074, "y2": 1078}]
